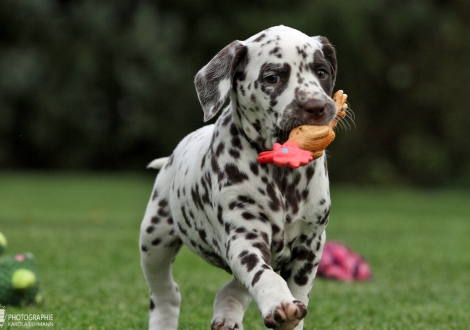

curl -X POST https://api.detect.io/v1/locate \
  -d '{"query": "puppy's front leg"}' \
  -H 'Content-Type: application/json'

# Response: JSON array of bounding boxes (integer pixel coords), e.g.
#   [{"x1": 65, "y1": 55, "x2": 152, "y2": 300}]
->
[
  {"x1": 283, "y1": 230, "x2": 326, "y2": 330},
  {"x1": 225, "y1": 224, "x2": 307, "y2": 330}
]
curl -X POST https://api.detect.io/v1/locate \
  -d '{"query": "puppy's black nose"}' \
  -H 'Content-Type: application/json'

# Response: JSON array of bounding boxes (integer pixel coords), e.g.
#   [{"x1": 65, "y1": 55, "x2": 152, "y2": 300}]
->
[{"x1": 302, "y1": 99, "x2": 325, "y2": 119}]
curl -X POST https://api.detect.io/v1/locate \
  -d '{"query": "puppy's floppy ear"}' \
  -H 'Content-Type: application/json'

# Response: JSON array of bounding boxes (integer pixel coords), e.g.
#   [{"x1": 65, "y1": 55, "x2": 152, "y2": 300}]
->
[
  {"x1": 317, "y1": 36, "x2": 337, "y2": 86},
  {"x1": 195, "y1": 41, "x2": 248, "y2": 122}
]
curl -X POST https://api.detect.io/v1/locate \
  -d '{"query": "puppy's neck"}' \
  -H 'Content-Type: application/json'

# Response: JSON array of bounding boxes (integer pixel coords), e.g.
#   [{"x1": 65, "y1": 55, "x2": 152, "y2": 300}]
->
[{"x1": 230, "y1": 101, "x2": 273, "y2": 153}]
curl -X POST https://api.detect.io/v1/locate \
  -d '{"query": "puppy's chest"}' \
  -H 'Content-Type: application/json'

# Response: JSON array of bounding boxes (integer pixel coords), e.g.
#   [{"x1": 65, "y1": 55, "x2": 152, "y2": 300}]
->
[
  {"x1": 193, "y1": 140, "x2": 330, "y2": 229},
  {"x1": 180, "y1": 157, "x2": 328, "y2": 256}
]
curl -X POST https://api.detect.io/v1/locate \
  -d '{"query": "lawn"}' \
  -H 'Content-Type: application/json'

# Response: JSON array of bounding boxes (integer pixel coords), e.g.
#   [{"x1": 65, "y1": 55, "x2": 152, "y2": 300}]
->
[{"x1": 1, "y1": 172, "x2": 469, "y2": 329}]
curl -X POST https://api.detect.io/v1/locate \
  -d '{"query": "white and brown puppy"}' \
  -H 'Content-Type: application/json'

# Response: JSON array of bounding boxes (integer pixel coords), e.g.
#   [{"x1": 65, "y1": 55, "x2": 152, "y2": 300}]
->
[{"x1": 140, "y1": 25, "x2": 338, "y2": 330}]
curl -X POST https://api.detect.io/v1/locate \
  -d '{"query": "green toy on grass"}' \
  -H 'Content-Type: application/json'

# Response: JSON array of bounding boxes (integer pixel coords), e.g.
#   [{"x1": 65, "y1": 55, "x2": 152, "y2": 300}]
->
[{"x1": 0, "y1": 231, "x2": 41, "y2": 306}]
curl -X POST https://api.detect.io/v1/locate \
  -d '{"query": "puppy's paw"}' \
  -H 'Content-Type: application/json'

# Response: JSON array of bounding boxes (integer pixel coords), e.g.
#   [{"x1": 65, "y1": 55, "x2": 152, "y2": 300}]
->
[
  {"x1": 211, "y1": 316, "x2": 242, "y2": 330},
  {"x1": 263, "y1": 300, "x2": 307, "y2": 330}
]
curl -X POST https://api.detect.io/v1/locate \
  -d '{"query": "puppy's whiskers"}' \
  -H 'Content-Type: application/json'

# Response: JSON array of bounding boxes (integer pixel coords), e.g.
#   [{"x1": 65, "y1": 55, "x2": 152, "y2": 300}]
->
[{"x1": 334, "y1": 105, "x2": 355, "y2": 131}]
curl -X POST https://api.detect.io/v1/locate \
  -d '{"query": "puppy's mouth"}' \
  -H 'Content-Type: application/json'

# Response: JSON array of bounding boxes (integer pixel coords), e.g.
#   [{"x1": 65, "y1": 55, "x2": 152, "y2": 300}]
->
[
  {"x1": 275, "y1": 103, "x2": 336, "y2": 144},
  {"x1": 276, "y1": 130, "x2": 291, "y2": 144},
  {"x1": 274, "y1": 119, "x2": 302, "y2": 144},
  {"x1": 276, "y1": 98, "x2": 337, "y2": 141},
  {"x1": 275, "y1": 117, "x2": 331, "y2": 145}
]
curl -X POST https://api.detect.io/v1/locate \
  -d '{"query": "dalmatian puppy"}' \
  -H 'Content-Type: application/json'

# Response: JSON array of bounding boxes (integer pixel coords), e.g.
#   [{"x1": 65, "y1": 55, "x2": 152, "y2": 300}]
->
[{"x1": 140, "y1": 25, "x2": 338, "y2": 330}]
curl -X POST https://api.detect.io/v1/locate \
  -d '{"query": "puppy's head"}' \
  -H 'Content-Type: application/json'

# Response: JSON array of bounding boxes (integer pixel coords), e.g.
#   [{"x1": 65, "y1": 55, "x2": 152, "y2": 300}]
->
[{"x1": 195, "y1": 25, "x2": 337, "y2": 146}]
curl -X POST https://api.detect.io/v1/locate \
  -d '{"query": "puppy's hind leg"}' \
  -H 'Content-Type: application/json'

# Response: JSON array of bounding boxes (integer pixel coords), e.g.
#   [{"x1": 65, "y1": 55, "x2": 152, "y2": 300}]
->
[
  {"x1": 211, "y1": 278, "x2": 252, "y2": 330},
  {"x1": 140, "y1": 177, "x2": 182, "y2": 330}
]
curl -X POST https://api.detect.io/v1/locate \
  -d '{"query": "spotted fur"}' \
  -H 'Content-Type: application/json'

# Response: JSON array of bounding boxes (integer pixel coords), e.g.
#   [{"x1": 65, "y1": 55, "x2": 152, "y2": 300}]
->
[{"x1": 140, "y1": 25, "x2": 337, "y2": 330}]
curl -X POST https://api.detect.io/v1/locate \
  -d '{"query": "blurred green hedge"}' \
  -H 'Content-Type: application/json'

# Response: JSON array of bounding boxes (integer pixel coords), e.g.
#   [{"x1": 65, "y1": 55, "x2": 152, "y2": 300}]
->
[{"x1": 1, "y1": 0, "x2": 469, "y2": 186}]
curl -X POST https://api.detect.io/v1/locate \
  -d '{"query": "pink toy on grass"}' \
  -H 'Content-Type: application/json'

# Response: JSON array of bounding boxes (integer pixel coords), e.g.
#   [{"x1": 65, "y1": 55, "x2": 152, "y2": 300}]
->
[{"x1": 317, "y1": 242, "x2": 372, "y2": 282}]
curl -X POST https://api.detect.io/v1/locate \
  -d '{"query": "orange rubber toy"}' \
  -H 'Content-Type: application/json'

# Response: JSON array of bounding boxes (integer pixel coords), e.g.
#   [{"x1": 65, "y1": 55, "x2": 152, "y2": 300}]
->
[{"x1": 258, "y1": 90, "x2": 348, "y2": 168}]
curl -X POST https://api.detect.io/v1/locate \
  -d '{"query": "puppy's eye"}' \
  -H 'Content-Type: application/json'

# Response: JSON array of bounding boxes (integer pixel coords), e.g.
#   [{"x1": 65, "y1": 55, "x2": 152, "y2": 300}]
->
[
  {"x1": 265, "y1": 75, "x2": 280, "y2": 84},
  {"x1": 317, "y1": 69, "x2": 328, "y2": 79}
]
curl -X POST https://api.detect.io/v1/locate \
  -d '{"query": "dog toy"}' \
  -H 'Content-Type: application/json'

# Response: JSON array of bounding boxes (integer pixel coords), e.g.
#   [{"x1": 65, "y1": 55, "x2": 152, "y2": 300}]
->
[
  {"x1": 317, "y1": 241, "x2": 372, "y2": 282},
  {"x1": 0, "y1": 232, "x2": 41, "y2": 306},
  {"x1": 258, "y1": 90, "x2": 348, "y2": 168}
]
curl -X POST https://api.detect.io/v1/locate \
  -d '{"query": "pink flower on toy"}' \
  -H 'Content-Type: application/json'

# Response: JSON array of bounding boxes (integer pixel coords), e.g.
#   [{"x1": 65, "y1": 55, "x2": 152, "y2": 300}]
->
[
  {"x1": 317, "y1": 242, "x2": 372, "y2": 282},
  {"x1": 257, "y1": 141, "x2": 313, "y2": 168}
]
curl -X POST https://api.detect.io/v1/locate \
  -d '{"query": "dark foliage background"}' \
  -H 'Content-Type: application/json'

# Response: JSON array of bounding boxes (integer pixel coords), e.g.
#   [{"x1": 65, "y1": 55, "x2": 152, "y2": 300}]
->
[{"x1": 1, "y1": 0, "x2": 469, "y2": 186}]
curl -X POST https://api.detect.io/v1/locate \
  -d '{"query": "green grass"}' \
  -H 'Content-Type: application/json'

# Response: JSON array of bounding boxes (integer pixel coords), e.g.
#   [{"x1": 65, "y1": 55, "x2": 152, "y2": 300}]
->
[{"x1": 1, "y1": 172, "x2": 470, "y2": 329}]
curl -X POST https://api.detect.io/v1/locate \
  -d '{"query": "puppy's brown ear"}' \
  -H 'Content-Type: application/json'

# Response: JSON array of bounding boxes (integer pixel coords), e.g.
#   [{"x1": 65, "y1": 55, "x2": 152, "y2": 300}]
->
[
  {"x1": 195, "y1": 41, "x2": 248, "y2": 122},
  {"x1": 317, "y1": 36, "x2": 337, "y2": 88}
]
